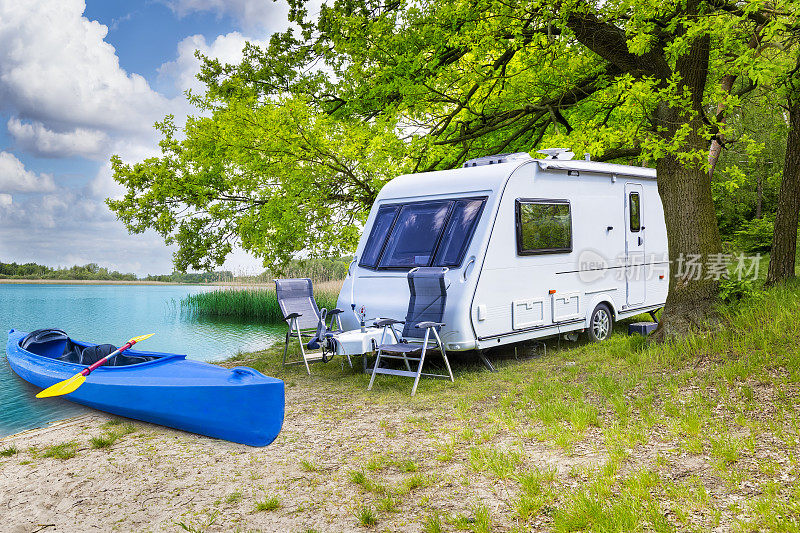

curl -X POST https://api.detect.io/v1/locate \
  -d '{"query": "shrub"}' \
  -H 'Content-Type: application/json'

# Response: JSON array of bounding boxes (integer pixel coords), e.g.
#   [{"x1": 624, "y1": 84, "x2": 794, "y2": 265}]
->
[{"x1": 733, "y1": 217, "x2": 774, "y2": 253}]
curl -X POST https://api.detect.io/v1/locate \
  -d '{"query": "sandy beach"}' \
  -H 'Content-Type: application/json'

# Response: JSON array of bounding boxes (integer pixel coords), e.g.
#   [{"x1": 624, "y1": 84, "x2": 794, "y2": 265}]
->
[{"x1": 0, "y1": 378, "x2": 591, "y2": 533}]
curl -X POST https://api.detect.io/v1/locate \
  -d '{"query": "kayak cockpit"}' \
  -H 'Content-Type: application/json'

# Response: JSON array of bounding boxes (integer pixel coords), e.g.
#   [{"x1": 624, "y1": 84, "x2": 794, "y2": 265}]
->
[{"x1": 19, "y1": 329, "x2": 161, "y2": 367}]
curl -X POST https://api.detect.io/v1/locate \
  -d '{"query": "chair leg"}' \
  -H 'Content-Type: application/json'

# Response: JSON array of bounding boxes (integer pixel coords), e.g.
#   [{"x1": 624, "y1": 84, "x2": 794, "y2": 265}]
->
[
  {"x1": 401, "y1": 352, "x2": 412, "y2": 371},
  {"x1": 368, "y1": 348, "x2": 383, "y2": 390},
  {"x1": 411, "y1": 329, "x2": 431, "y2": 396},
  {"x1": 295, "y1": 321, "x2": 311, "y2": 375},
  {"x1": 433, "y1": 328, "x2": 454, "y2": 383},
  {"x1": 282, "y1": 330, "x2": 290, "y2": 367}
]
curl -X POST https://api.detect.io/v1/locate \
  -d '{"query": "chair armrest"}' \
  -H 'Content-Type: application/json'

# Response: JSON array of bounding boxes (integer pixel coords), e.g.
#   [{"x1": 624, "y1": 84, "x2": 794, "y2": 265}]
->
[
  {"x1": 415, "y1": 321, "x2": 445, "y2": 329},
  {"x1": 284, "y1": 312, "x2": 302, "y2": 320},
  {"x1": 374, "y1": 318, "x2": 404, "y2": 327},
  {"x1": 327, "y1": 308, "x2": 344, "y2": 315}
]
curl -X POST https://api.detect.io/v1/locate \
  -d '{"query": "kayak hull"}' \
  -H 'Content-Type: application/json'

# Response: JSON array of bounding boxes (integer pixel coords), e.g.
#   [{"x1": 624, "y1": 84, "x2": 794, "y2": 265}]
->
[{"x1": 6, "y1": 329, "x2": 284, "y2": 446}]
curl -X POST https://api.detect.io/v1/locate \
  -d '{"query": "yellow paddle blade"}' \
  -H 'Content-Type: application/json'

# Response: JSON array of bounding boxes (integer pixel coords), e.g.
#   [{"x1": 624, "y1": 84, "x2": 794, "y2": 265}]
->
[
  {"x1": 36, "y1": 373, "x2": 86, "y2": 398},
  {"x1": 129, "y1": 333, "x2": 154, "y2": 344}
]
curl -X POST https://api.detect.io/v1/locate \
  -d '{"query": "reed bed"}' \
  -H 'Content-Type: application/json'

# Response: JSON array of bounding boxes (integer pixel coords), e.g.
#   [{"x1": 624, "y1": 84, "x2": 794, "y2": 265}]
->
[{"x1": 181, "y1": 280, "x2": 343, "y2": 322}]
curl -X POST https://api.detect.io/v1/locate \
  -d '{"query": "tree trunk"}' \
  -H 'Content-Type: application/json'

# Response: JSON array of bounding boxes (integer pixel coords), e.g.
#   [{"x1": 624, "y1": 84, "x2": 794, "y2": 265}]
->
[
  {"x1": 757, "y1": 174, "x2": 763, "y2": 219},
  {"x1": 766, "y1": 95, "x2": 800, "y2": 285},
  {"x1": 652, "y1": 34, "x2": 724, "y2": 340},
  {"x1": 708, "y1": 74, "x2": 737, "y2": 179},
  {"x1": 654, "y1": 121, "x2": 724, "y2": 338}
]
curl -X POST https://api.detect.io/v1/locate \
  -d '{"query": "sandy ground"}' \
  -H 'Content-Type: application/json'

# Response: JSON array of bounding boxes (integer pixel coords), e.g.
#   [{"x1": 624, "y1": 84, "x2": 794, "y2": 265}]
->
[{"x1": 0, "y1": 380, "x2": 601, "y2": 533}]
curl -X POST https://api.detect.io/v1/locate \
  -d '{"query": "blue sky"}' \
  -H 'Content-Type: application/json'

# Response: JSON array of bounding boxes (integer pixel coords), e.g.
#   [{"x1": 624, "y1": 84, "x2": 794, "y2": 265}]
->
[{"x1": 0, "y1": 0, "x2": 293, "y2": 275}]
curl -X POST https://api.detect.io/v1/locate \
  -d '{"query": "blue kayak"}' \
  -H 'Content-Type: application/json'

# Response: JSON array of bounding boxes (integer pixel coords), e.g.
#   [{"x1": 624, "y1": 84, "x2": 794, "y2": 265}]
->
[{"x1": 6, "y1": 329, "x2": 284, "y2": 446}]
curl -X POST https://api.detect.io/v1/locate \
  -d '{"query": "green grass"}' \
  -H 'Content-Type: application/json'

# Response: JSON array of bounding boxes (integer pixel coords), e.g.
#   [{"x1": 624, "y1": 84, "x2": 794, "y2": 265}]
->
[
  {"x1": 514, "y1": 467, "x2": 557, "y2": 521},
  {"x1": 90, "y1": 433, "x2": 119, "y2": 449},
  {"x1": 217, "y1": 279, "x2": 800, "y2": 531},
  {"x1": 254, "y1": 495, "x2": 280, "y2": 512},
  {"x1": 42, "y1": 441, "x2": 78, "y2": 460},
  {"x1": 468, "y1": 447, "x2": 522, "y2": 479},
  {"x1": 394, "y1": 459, "x2": 418, "y2": 472},
  {"x1": 377, "y1": 494, "x2": 400, "y2": 513},
  {"x1": 422, "y1": 512, "x2": 444, "y2": 533},
  {"x1": 0, "y1": 445, "x2": 18, "y2": 457},
  {"x1": 452, "y1": 504, "x2": 492, "y2": 532},
  {"x1": 225, "y1": 491, "x2": 243, "y2": 504},
  {"x1": 181, "y1": 282, "x2": 341, "y2": 322},
  {"x1": 90, "y1": 423, "x2": 136, "y2": 449},
  {"x1": 300, "y1": 459, "x2": 320, "y2": 472},
  {"x1": 349, "y1": 470, "x2": 386, "y2": 494},
  {"x1": 401, "y1": 473, "x2": 430, "y2": 493},
  {"x1": 355, "y1": 506, "x2": 378, "y2": 527}
]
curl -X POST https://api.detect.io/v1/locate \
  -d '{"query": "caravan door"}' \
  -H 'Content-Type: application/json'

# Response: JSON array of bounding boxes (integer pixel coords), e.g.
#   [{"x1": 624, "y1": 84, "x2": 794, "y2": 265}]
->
[{"x1": 624, "y1": 183, "x2": 646, "y2": 306}]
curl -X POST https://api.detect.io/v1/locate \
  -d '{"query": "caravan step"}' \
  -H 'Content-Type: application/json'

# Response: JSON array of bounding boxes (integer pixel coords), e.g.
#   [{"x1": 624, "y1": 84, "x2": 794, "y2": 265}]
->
[{"x1": 628, "y1": 322, "x2": 658, "y2": 336}]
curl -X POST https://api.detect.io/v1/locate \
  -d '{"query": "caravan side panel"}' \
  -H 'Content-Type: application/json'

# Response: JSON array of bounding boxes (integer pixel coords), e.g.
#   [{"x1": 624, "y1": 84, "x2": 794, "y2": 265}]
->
[{"x1": 471, "y1": 162, "x2": 668, "y2": 349}]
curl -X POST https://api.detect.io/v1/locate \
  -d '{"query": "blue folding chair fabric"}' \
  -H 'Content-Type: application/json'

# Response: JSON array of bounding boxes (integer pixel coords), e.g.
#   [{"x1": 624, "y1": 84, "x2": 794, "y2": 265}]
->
[
  {"x1": 368, "y1": 267, "x2": 454, "y2": 395},
  {"x1": 274, "y1": 278, "x2": 347, "y2": 374}
]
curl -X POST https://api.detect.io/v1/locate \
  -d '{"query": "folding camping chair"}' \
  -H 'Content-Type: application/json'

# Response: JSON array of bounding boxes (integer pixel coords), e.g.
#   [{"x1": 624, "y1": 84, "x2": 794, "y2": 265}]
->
[
  {"x1": 367, "y1": 267, "x2": 455, "y2": 396},
  {"x1": 274, "y1": 278, "x2": 350, "y2": 374}
]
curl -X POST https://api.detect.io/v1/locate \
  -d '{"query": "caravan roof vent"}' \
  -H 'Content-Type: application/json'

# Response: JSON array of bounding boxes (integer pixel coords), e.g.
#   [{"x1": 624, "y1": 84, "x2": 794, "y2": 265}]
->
[
  {"x1": 536, "y1": 148, "x2": 575, "y2": 160},
  {"x1": 463, "y1": 152, "x2": 531, "y2": 168}
]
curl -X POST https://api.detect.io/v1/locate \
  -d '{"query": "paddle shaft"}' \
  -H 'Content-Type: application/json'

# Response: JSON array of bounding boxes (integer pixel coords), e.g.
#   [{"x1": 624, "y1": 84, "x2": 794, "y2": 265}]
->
[{"x1": 80, "y1": 340, "x2": 137, "y2": 376}]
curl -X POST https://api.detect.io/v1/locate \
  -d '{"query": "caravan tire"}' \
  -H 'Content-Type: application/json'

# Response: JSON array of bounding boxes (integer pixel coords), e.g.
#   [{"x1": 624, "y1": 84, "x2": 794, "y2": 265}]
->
[{"x1": 587, "y1": 304, "x2": 613, "y2": 342}]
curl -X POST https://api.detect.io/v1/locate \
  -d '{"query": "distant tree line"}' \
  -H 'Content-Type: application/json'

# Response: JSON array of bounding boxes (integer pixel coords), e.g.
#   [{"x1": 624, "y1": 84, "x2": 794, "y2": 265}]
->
[
  {"x1": 141, "y1": 271, "x2": 235, "y2": 283},
  {"x1": 0, "y1": 262, "x2": 136, "y2": 281},
  {"x1": 0, "y1": 257, "x2": 351, "y2": 283}
]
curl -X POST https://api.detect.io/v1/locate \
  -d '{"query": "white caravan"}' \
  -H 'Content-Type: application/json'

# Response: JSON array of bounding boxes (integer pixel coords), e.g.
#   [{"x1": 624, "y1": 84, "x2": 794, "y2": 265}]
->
[{"x1": 336, "y1": 150, "x2": 669, "y2": 353}]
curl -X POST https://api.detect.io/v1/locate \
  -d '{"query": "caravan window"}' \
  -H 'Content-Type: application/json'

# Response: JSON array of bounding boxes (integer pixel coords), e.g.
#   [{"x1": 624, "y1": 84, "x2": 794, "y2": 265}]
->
[
  {"x1": 629, "y1": 192, "x2": 641, "y2": 232},
  {"x1": 379, "y1": 201, "x2": 452, "y2": 268},
  {"x1": 359, "y1": 197, "x2": 487, "y2": 270},
  {"x1": 516, "y1": 199, "x2": 572, "y2": 255},
  {"x1": 433, "y1": 199, "x2": 486, "y2": 266},
  {"x1": 359, "y1": 205, "x2": 399, "y2": 268}
]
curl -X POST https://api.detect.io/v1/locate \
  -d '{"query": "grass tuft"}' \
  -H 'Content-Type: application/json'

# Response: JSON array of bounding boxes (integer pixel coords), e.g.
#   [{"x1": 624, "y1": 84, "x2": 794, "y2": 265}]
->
[
  {"x1": 300, "y1": 459, "x2": 319, "y2": 472},
  {"x1": 395, "y1": 459, "x2": 418, "y2": 472},
  {"x1": 422, "y1": 512, "x2": 444, "y2": 533},
  {"x1": 254, "y1": 495, "x2": 280, "y2": 512},
  {"x1": 42, "y1": 441, "x2": 78, "y2": 460},
  {"x1": 0, "y1": 445, "x2": 18, "y2": 457},
  {"x1": 90, "y1": 433, "x2": 119, "y2": 449},
  {"x1": 225, "y1": 491, "x2": 243, "y2": 504},
  {"x1": 90, "y1": 423, "x2": 136, "y2": 449},
  {"x1": 377, "y1": 494, "x2": 400, "y2": 513},
  {"x1": 356, "y1": 506, "x2": 378, "y2": 527}
]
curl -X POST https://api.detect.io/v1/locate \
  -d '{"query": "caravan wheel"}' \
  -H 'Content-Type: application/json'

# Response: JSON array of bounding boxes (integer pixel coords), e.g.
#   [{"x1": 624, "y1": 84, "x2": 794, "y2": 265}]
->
[{"x1": 588, "y1": 304, "x2": 613, "y2": 342}]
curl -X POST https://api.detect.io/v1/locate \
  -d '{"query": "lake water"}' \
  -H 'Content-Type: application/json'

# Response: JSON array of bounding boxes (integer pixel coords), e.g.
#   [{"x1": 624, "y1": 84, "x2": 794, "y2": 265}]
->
[{"x1": 0, "y1": 284, "x2": 285, "y2": 438}]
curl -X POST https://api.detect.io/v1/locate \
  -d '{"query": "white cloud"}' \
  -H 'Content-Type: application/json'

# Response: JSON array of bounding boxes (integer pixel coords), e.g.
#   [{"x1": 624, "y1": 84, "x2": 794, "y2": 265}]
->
[
  {"x1": 0, "y1": 193, "x2": 11, "y2": 208},
  {"x1": 7, "y1": 118, "x2": 109, "y2": 159},
  {"x1": 164, "y1": 0, "x2": 289, "y2": 33},
  {"x1": 159, "y1": 32, "x2": 269, "y2": 95},
  {"x1": 0, "y1": 0, "x2": 169, "y2": 135},
  {"x1": 0, "y1": 151, "x2": 56, "y2": 193}
]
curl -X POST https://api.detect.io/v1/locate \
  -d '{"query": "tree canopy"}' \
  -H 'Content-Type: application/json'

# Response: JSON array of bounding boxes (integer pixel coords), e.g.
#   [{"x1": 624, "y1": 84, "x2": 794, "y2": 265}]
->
[{"x1": 109, "y1": 97, "x2": 408, "y2": 271}]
